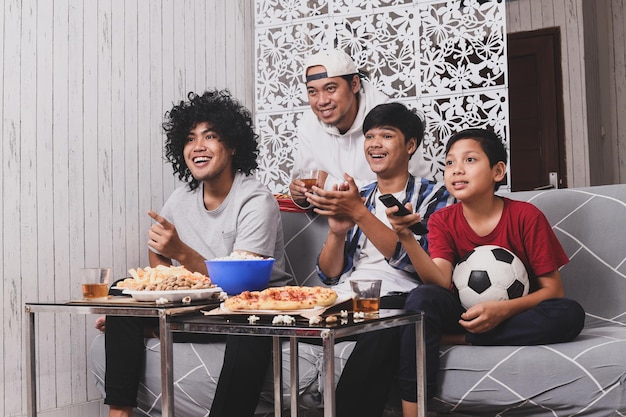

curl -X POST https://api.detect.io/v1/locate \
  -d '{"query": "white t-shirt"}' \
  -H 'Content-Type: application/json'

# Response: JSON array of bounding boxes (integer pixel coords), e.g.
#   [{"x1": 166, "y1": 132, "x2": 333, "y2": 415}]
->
[{"x1": 153, "y1": 172, "x2": 292, "y2": 287}]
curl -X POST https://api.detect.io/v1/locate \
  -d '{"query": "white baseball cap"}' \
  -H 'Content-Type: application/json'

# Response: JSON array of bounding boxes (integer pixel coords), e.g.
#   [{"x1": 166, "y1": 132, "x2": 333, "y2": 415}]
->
[{"x1": 302, "y1": 49, "x2": 358, "y2": 83}]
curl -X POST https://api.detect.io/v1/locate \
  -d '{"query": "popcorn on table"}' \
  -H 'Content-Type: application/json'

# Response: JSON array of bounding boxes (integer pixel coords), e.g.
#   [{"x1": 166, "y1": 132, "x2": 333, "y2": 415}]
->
[{"x1": 272, "y1": 315, "x2": 295, "y2": 325}]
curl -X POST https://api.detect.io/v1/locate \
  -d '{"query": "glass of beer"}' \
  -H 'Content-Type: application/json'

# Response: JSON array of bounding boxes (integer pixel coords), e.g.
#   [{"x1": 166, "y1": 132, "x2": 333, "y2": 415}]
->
[
  {"x1": 350, "y1": 279, "x2": 382, "y2": 317},
  {"x1": 81, "y1": 267, "x2": 111, "y2": 300},
  {"x1": 299, "y1": 168, "x2": 320, "y2": 192}
]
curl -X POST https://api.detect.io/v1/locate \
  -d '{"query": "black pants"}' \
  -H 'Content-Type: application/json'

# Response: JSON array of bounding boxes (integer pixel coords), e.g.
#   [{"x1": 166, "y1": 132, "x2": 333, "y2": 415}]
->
[
  {"x1": 332, "y1": 293, "x2": 407, "y2": 417},
  {"x1": 398, "y1": 284, "x2": 586, "y2": 402},
  {"x1": 104, "y1": 294, "x2": 407, "y2": 416},
  {"x1": 104, "y1": 316, "x2": 272, "y2": 416}
]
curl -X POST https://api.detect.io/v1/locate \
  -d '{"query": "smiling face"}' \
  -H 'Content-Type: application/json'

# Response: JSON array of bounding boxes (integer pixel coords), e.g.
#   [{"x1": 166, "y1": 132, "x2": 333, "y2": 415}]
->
[
  {"x1": 305, "y1": 66, "x2": 360, "y2": 134},
  {"x1": 444, "y1": 138, "x2": 506, "y2": 202},
  {"x1": 183, "y1": 121, "x2": 235, "y2": 185},
  {"x1": 364, "y1": 125, "x2": 416, "y2": 182}
]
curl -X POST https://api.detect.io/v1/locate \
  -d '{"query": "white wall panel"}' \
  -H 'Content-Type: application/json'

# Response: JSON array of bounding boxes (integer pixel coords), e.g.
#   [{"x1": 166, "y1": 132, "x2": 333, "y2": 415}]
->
[
  {"x1": 0, "y1": 0, "x2": 4, "y2": 403},
  {"x1": 610, "y1": 0, "x2": 626, "y2": 182},
  {"x1": 4, "y1": 0, "x2": 23, "y2": 414},
  {"x1": 1, "y1": 1, "x2": 254, "y2": 414}
]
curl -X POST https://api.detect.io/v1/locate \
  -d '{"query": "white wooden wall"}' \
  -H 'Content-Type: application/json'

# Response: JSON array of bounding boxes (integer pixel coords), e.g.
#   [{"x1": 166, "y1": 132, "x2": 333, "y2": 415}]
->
[
  {"x1": 606, "y1": 0, "x2": 626, "y2": 184},
  {"x1": 586, "y1": 0, "x2": 626, "y2": 185},
  {"x1": 0, "y1": 1, "x2": 254, "y2": 415},
  {"x1": 506, "y1": 0, "x2": 626, "y2": 187}
]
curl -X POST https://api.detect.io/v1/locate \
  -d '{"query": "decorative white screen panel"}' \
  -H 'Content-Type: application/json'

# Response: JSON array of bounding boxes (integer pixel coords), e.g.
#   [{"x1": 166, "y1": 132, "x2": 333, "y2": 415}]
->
[{"x1": 255, "y1": 0, "x2": 509, "y2": 193}]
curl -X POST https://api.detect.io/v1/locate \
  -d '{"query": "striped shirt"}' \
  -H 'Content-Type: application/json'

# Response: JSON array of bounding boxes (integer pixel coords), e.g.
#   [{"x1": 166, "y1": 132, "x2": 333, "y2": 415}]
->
[{"x1": 317, "y1": 174, "x2": 456, "y2": 287}]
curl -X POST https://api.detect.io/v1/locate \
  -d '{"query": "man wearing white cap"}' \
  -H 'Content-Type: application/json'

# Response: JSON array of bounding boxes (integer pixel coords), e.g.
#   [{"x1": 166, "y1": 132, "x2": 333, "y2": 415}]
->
[{"x1": 289, "y1": 49, "x2": 430, "y2": 207}]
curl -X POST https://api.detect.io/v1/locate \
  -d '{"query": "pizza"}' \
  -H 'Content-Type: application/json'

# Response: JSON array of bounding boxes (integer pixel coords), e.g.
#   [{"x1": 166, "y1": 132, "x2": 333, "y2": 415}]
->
[{"x1": 223, "y1": 285, "x2": 338, "y2": 311}]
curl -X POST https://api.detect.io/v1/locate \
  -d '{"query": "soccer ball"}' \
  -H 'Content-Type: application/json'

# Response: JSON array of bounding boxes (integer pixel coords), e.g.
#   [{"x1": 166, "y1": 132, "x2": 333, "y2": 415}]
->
[{"x1": 452, "y1": 245, "x2": 530, "y2": 309}]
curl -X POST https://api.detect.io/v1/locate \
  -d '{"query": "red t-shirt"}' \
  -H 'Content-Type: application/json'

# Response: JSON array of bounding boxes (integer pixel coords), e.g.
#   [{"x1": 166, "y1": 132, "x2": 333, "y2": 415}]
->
[{"x1": 428, "y1": 197, "x2": 569, "y2": 291}]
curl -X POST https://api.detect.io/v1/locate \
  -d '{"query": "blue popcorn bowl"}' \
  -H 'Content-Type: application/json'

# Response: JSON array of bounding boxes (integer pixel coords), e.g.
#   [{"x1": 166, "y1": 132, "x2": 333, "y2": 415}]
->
[{"x1": 205, "y1": 258, "x2": 274, "y2": 295}]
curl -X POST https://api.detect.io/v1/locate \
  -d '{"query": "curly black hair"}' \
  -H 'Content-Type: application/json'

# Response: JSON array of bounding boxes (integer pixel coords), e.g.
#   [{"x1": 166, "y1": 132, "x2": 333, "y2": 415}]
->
[{"x1": 162, "y1": 90, "x2": 259, "y2": 190}]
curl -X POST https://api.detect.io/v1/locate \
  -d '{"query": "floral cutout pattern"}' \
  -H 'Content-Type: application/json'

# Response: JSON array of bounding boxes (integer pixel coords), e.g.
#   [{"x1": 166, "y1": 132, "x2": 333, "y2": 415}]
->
[{"x1": 254, "y1": 0, "x2": 509, "y2": 193}]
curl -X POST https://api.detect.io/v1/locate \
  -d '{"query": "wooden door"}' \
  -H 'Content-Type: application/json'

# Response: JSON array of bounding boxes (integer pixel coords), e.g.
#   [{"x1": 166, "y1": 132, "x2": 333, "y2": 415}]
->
[{"x1": 507, "y1": 28, "x2": 566, "y2": 191}]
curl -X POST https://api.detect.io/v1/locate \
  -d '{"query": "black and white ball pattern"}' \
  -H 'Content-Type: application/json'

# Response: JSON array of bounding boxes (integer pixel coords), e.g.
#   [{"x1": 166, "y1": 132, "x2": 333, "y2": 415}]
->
[{"x1": 452, "y1": 245, "x2": 530, "y2": 309}]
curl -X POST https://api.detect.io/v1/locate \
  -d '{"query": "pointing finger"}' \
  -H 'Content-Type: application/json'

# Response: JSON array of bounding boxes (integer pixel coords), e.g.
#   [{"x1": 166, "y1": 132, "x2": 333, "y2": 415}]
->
[{"x1": 148, "y1": 210, "x2": 173, "y2": 229}]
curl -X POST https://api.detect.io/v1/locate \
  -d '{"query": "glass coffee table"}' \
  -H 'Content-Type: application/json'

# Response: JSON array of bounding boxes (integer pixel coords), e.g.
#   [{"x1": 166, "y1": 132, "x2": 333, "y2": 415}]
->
[
  {"x1": 167, "y1": 308, "x2": 426, "y2": 417},
  {"x1": 24, "y1": 297, "x2": 220, "y2": 417}
]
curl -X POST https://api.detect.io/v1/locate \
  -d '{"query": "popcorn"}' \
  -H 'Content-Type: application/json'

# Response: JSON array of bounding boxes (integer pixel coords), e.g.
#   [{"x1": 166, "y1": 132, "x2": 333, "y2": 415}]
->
[
  {"x1": 272, "y1": 315, "x2": 296, "y2": 325},
  {"x1": 214, "y1": 251, "x2": 269, "y2": 261},
  {"x1": 308, "y1": 316, "x2": 322, "y2": 325},
  {"x1": 155, "y1": 297, "x2": 170, "y2": 305},
  {"x1": 353, "y1": 311, "x2": 365, "y2": 319},
  {"x1": 340, "y1": 310, "x2": 348, "y2": 318},
  {"x1": 248, "y1": 315, "x2": 260, "y2": 324}
]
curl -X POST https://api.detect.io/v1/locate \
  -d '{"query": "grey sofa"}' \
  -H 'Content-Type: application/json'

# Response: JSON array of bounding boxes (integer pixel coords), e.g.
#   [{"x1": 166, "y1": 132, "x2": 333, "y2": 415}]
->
[{"x1": 91, "y1": 184, "x2": 626, "y2": 416}]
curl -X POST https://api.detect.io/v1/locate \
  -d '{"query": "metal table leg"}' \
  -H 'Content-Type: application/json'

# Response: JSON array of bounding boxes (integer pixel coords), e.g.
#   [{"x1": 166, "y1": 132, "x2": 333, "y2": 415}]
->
[
  {"x1": 25, "y1": 306, "x2": 37, "y2": 417},
  {"x1": 290, "y1": 337, "x2": 299, "y2": 417},
  {"x1": 160, "y1": 310, "x2": 175, "y2": 417},
  {"x1": 273, "y1": 336, "x2": 283, "y2": 416},
  {"x1": 321, "y1": 330, "x2": 335, "y2": 417},
  {"x1": 416, "y1": 312, "x2": 426, "y2": 417}
]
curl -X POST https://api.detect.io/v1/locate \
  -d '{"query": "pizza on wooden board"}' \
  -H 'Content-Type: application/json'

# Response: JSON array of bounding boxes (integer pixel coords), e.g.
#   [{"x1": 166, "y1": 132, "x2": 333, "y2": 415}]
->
[{"x1": 223, "y1": 286, "x2": 338, "y2": 311}]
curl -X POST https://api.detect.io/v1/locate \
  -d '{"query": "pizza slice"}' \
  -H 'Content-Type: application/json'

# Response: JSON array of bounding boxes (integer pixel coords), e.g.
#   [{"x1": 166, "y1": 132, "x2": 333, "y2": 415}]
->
[{"x1": 223, "y1": 285, "x2": 338, "y2": 311}]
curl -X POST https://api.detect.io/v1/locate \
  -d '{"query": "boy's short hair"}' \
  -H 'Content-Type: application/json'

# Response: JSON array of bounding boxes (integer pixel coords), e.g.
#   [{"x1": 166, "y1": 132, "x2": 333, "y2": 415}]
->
[
  {"x1": 362, "y1": 102, "x2": 425, "y2": 153},
  {"x1": 446, "y1": 128, "x2": 508, "y2": 191},
  {"x1": 446, "y1": 128, "x2": 507, "y2": 167}
]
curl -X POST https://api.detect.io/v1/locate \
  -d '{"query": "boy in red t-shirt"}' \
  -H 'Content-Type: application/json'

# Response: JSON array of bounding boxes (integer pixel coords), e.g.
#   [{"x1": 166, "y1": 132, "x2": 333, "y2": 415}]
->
[{"x1": 386, "y1": 129, "x2": 585, "y2": 417}]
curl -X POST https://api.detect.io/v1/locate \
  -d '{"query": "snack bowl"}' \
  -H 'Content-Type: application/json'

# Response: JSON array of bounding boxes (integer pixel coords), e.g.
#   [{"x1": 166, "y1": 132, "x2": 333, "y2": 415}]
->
[{"x1": 205, "y1": 258, "x2": 274, "y2": 295}]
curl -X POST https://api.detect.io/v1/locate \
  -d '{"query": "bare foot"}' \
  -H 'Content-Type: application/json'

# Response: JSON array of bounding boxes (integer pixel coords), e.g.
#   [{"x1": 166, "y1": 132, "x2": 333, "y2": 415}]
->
[
  {"x1": 402, "y1": 399, "x2": 418, "y2": 417},
  {"x1": 109, "y1": 405, "x2": 133, "y2": 417},
  {"x1": 143, "y1": 326, "x2": 158, "y2": 338}
]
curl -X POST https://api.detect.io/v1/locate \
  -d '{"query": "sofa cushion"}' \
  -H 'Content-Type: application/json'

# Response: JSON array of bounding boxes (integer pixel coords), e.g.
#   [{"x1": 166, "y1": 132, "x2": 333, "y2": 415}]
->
[{"x1": 430, "y1": 318, "x2": 626, "y2": 416}]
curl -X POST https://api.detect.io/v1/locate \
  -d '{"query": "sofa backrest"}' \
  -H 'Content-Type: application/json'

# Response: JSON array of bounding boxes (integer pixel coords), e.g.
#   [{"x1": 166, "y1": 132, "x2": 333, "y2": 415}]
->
[
  {"x1": 280, "y1": 184, "x2": 626, "y2": 325},
  {"x1": 281, "y1": 210, "x2": 329, "y2": 287},
  {"x1": 505, "y1": 184, "x2": 626, "y2": 325}
]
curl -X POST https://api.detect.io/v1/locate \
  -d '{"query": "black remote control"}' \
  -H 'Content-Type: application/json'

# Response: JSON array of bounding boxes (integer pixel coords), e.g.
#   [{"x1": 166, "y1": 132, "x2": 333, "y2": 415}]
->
[{"x1": 378, "y1": 193, "x2": 429, "y2": 235}]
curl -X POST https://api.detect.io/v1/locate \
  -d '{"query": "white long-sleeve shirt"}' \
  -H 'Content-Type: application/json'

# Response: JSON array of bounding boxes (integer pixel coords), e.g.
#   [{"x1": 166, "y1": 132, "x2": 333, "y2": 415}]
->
[{"x1": 292, "y1": 80, "x2": 432, "y2": 193}]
